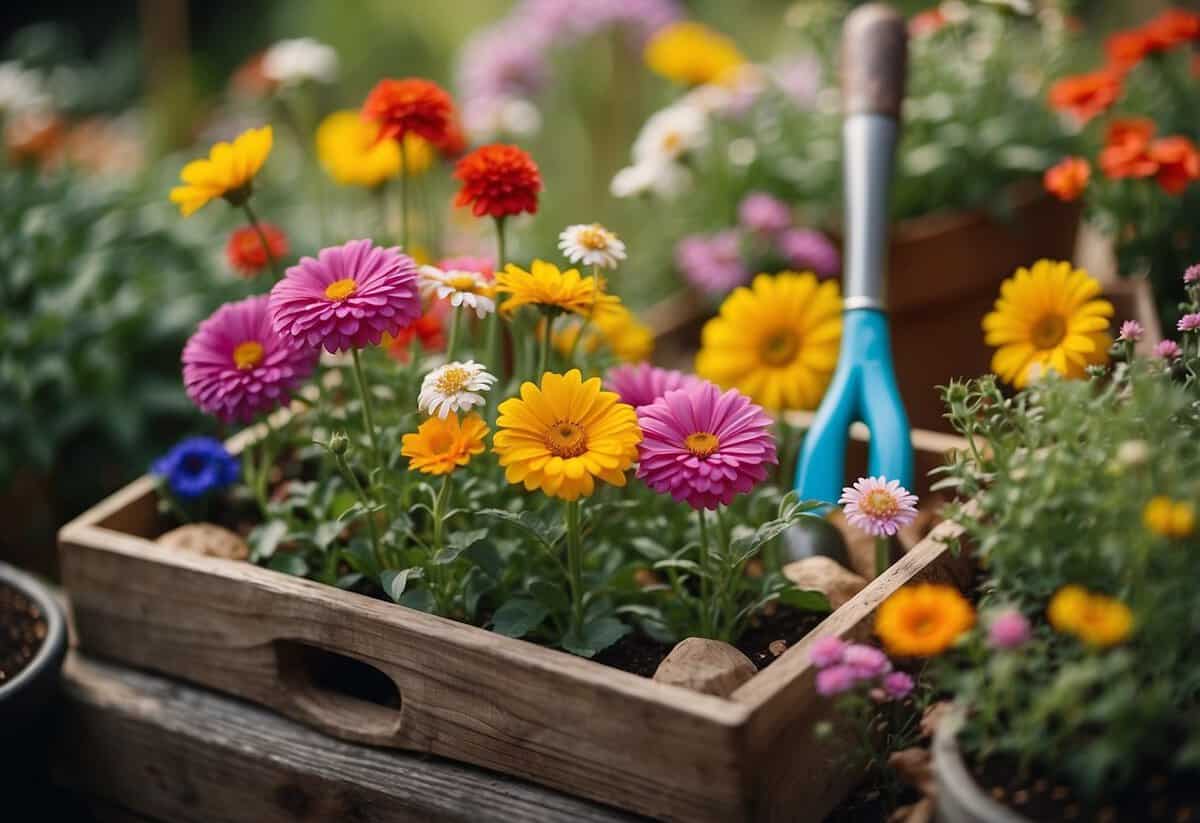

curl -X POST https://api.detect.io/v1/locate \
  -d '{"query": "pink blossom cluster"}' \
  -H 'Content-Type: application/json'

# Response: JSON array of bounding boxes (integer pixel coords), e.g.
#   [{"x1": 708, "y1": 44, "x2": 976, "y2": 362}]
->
[{"x1": 809, "y1": 636, "x2": 913, "y2": 700}]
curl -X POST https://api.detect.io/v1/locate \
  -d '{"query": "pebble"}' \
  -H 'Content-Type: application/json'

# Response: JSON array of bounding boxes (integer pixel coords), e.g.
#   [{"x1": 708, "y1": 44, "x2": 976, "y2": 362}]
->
[{"x1": 157, "y1": 523, "x2": 250, "y2": 561}]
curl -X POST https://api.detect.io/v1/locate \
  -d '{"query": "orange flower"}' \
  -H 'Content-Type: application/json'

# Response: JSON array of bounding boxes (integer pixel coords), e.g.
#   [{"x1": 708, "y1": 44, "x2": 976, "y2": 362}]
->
[
  {"x1": 226, "y1": 223, "x2": 288, "y2": 276},
  {"x1": 1149, "y1": 136, "x2": 1200, "y2": 194},
  {"x1": 1145, "y1": 8, "x2": 1200, "y2": 50},
  {"x1": 1043, "y1": 157, "x2": 1090, "y2": 202},
  {"x1": 1048, "y1": 71, "x2": 1122, "y2": 123},
  {"x1": 361, "y1": 78, "x2": 455, "y2": 145},
  {"x1": 384, "y1": 300, "x2": 448, "y2": 362},
  {"x1": 1100, "y1": 118, "x2": 1158, "y2": 180},
  {"x1": 1105, "y1": 28, "x2": 1157, "y2": 72},
  {"x1": 909, "y1": 8, "x2": 947, "y2": 38},
  {"x1": 453, "y1": 144, "x2": 542, "y2": 219},
  {"x1": 435, "y1": 115, "x2": 467, "y2": 159},
  {"x1": 1107, "y1": 117, "x2": 1156, "y2": 147}
]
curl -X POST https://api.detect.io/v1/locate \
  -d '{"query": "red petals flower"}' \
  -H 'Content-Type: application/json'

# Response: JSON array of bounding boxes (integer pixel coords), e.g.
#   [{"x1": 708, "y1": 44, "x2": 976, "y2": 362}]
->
[
  {"x1": 226, "y1": 223, "x2": 288, "y2": 276},
  {"x1": 361, "y1": 78, "x2": 455, "y2": 145},
  {"x1": 1149, "y1": 137, "x2": 1200, "y2": 194},
  {"x1": 453, "y1": 144, "x2": 542, "y2": 219},
  {"x1": 1047, "y1": 71, "x2": 1122, "y2": 123},
  {"x1": 1144, "y1": 8, "x2": 1200, "y2": 51},
  {"x1": 1043, "y1": 157, "x2": 1090, "y2": 202},
  {"x1": 1099, "y1": 118, "x2": 1158, "y2": 180},
  {"x1": 385, "y1": 300, "x2": 449, "y2": 363}
]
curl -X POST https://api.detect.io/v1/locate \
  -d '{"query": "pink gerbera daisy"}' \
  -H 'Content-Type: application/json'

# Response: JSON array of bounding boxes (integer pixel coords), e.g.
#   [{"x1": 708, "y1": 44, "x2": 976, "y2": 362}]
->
[
  {"x1": 1178, "y1": 313, "x2": 1200, "y2": 332},
  {"x1": 838, "y1": 476, "x2": 918, "y2": 537},
  {"x1": 636, "y1": 381, "x2": 778, "y2": 510},
  {"x1": 606, "y1": 363, "x2": 703, "y2": 409},
  {"x1": 183, "y1": 294, "x2": 318, "y2": 423},
  {"x1": 1154, "y1": 339, "x2": 1182, "y2": 360},
  {"x1": 269, "y1": 238, "x2": 421, "y2": 353},
  {"x1": 1118, "y1": 320, "x2": 1144, "y2": 342}
]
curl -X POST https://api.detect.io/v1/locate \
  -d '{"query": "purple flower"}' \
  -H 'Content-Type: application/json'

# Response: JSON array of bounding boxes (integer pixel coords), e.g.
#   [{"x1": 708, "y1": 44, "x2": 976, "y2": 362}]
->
[
  {"x1": 777, "y1": 228, "x2": 841, "y2": 278},
  {"x1": 738, "y1": 192, "x2": 792, "y2": 236},
  {"x1": 816, "y1": 664, "x2": 859, "y2": 696},
  {"x1": 1185, "y1": 264, "x2": 1200, "y2": 284},
  {"x1": 182, "y1": 295, "x2": 318, "y2": 423},
  {"x1": 675, "y1": 231, "x2": 749, "y2": 294},
  {"x1": 152, "y1": 437, "x2": 240, "y2": 500},
  {"x1": 1178, "y1": 313, "x2": 1200, "y2": 332},
  {"x1": 809, "y1": 635, "x2": 846, "y2": 668},
  {"x1": 606, "y1": 363, "x2": 702, "y2": 409},
  {"x1": 838, "y1": 476, "x2": 919, "y2": 538},
  {"x1": 636, "y1": 381, "x2": 778, "y2": 510},
  {"x1": 270, "y1": 239, "x2": 422, "y2": 354},
  {"x1": 882, "y1": 671, "x2": 915, "y2": 700},
  {"x1": 1118, "y1": 320, "x2": 1144, "y2": 342},
  {"x1": 988, "y1": 609, "x2": 1032, "y2": 650},
  {"x1": 842, "y1": 644, "x2": 892, "y2": 678},
  {"x1": 771, "y1": 54, "x2": 823, "y2": 109},
  {"x1": 1155, "y1": 339, "x2": 1182, "y2": 360}
]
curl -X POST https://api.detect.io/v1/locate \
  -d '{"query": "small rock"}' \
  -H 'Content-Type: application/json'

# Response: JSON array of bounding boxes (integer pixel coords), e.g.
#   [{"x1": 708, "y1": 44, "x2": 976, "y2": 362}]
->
[
  {"x1": 782, "y1": 556, "x2": 869, "y2": 608},
  {"x1": 768, "y1": 639, "x2": 788, "y2": 657},
  {"x1": 158, "y1": 523, "x2": 249, "y2": 561},
  {"x1": 652, "y1": 637, "x2": 756, "y2": 697}
]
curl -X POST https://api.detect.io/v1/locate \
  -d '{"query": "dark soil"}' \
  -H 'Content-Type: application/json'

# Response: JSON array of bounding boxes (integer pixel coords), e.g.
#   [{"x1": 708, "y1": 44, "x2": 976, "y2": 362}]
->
[
  {"x1": 0, "y1": 581, "x2": 47, "y2": 685},
  {"x1": 594, "y1": 606, "x2": 824, "y2": 678}
]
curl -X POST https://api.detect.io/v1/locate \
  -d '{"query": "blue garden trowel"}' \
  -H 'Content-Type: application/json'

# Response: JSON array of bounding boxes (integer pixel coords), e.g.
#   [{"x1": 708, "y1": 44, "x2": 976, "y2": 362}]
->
[{"x1": 788, "y1": 4, "x2": 913, "y2": 558}]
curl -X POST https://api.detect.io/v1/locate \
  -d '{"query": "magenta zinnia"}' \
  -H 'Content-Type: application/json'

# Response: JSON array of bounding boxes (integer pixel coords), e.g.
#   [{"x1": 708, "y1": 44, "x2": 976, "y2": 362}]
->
[
  {"x1": 269, "y1": 239, "x2": 421, "y2": 353},
  {"x1": 606, "y1": 363, "x2": 702, "y2": 409},
  {"x1": 838, "y1": 476, "x2": 918, "y2": 537},
  {"x1": 183, "y1": 294, "x2": 317, "y2": 423},
  {"x1": 636, "y1": 381, "x2": 777, "y2": 510}
]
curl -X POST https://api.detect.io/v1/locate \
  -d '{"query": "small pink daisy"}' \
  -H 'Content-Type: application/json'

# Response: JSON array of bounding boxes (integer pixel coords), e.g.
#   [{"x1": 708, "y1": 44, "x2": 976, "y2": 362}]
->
[
  {"x1": 815, "y1": 664, "x2": 859, "y2": 697},
  {"x1": 838, "y1": 476, "x2": 918, "y2": 537},
  {"x1": 1185, "y1": 264, "x2": 1200, "y2": 284},
  {"x1": 1154, "y1": 339, "x2": 1182, "y2": 360},
  {"x1": 1178, "y1": 313, "x2": 1200, "y2": 332},
  {"x1": 182, "y1": 295, "x2": 318, "y2": 423},
  {"x1": 636, "y1": 381, "x2": 778, "y2": 510},
  {"x1": 842, "y1": 644, "x2": 892, "y2": 678},
  {"x1": 987, "y1": 609, "x2": 1032, "y2": 650},
  {"x1": 1118, "y1": 320, "x2": 1144, "y2": 342},
  {"x1": 606, "y1": 363, "x2": 703, "y2": 409},
  {"x1": 269, "y1": 238, "x2": 421, "y2": 353},
  {"x1": 882, "y1": 671, "x2": 914, "y2": 699},
  {"x1": 808, "y1": 635, "x2": 846, "y2": 668}
]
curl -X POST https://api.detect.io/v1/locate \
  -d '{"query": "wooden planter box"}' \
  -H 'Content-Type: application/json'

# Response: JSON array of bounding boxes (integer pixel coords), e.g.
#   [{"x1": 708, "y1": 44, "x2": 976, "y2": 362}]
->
[{"x1": 59, "y1": 423, "x2": 970, "y2": 822}]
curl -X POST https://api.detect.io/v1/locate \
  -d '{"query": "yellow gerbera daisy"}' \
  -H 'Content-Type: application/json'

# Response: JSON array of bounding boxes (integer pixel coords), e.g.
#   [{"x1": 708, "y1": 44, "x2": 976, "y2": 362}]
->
[
  {"x1": 552, "y1": 304, "x2": 654, "y2": 364},
  {"x1": 695, "y1": 271, "x2": 842, "y2": 411},
  {"x1": 644, "y1": 22, "x2": 746, "y2": 87},
  {"x1": 1142, "y1": 495, "x2": 1196, "y2": 538},
  {"x1": 169, "y1": 125, "x2": 273, "y2": 216},
  {"x1": 493, "y1": 369, "x2": 641, "y2": 501},
  {"x1": 982, "y1": 259, "x2": 1113, "y2": 389},
  {"x1": 1047, "y1": 585, "x2": 1133, "y2": 648},
  {"x1": 315, "y1": 110, "x2": 432, "y2": 188},
  {"x1": 495, "y1": 260, "x2": 618, "y2": 318},
  {"x1": 401, "y1": 413, "x2": 488, "y2": 476},
  {"x1": 875, "y1": 583, "x2": 975, "y2": 657}
]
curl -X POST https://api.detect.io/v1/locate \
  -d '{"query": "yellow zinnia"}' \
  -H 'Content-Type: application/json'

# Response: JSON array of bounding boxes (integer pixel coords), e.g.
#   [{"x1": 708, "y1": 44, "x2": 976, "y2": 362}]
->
[
  {"x1": 982, "y1": 259, "x2": 1113, "y2": 389},
  {"x1": 495, "y1": 260, "x2": 618, "y2": 318},
  {"x1": 315, "y1": 110, "x2": 433, "y2": 188},
  {"x1": 644, "y1": 21, "x2": 746, "y2": 87},
  {"x1": 875, "y1": 583, "x2": 975, "y2": 657},
  {"x1": 1047, "y1": 585, "x2": 1133, "y2": 648},
  {"x1": 170, "y1": 125, "x2": 273, "y2": 216},
  {"x1": 695, "y1": 271, "x2": 841, "y2": 411},
  {"x1": 552, "y1": 305, "x2": 654, "y2": 364},
  {"x1": 493, "y1": 369, "x2": 641, "y2": 501},
  {"x1": 401, "y1": 413, "x2": 488, "y2": 476},
  {"x1": 1142, "y1": 495, "x2": 1196, "y2": 539}
]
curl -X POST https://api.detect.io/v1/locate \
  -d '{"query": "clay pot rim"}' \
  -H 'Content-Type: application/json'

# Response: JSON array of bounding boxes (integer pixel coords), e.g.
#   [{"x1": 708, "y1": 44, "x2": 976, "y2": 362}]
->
[
  {"x1": 0, "y1": 561, "x2": 68, "y2": 703},
  {"x1": 932, "y1": 705, "x2": 1033, "y2": 823}
]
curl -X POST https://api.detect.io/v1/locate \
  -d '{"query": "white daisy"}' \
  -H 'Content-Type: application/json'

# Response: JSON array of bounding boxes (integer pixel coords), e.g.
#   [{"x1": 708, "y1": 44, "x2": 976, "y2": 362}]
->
[
  {"x1": 419, "y1": 265, "x2": 496, "y2": 319},
  {"x1": 557, "y1": 224, "x2": 627, "y2": 270},
  {"x1": 418, "y1": 361, "x2": 497, "y2": 419},
  {"x1": 610, "y1": 161, "x2": 693, "y2": 199},
  {"x1": 632, "y1": 103, "x2": 708, "y2": 165},
  {"x1": 262, "y1": 38, "x2": 339, "y2": 86}
]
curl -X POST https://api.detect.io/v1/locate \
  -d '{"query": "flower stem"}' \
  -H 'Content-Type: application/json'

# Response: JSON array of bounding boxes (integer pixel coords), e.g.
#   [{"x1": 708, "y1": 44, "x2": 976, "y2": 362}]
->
[
  {"x1": 875, "y1": 536, "x2": 890, "y2": 579},
  {"x1": 484, "y1": 217, "x2": 507, "y2": 380},
  {"x1": 696, "y1": 507, "x2": 713, "y2": 638},
  {"x1": 349, "y1": 348, "x2": 382, "y2": 469},
  {"x1": 430, "y1": 474, "x2": 453, "y2": 615},
  {"x1": 333, "y1": 450, "x2": 383, "y2": 572},
  {"x1": 445, "y1": 307, "x2": 462, "y2": 362},
  {"x1": 538, "y1": 311, "x2": 553, "y2": 377},
  {"x1": 564, "y1": 499, "x2": 585, "y2": 637},
  {"x1": 241, "y1": 201, "x2": 280, "y2": 281},
  {"x1": 399, "y1": 138, "x2": 410, "y2": 250}
]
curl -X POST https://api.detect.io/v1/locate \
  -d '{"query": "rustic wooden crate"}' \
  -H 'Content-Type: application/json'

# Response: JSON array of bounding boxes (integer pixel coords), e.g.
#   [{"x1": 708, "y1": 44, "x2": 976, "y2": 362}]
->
[{"x1": 59, "y1": 422, "x2": 970, "y2": 822}]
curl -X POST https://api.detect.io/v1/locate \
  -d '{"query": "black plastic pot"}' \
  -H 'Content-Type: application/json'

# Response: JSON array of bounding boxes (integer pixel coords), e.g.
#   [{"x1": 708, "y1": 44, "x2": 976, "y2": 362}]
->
[{"x1": 0, "y1": 562, "x2": 67, "y2": 731}]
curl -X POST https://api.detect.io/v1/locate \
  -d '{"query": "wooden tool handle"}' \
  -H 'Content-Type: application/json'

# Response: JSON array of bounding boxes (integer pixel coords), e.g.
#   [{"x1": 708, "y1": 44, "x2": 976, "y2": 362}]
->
[{"x1": 841, "y1": 3, "x2": 908, "y2": 118}]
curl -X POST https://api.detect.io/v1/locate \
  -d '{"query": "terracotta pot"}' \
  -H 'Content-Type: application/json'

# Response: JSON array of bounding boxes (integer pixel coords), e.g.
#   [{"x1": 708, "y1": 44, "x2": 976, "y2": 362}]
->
[{"x1": 932, "y1": 708, "x2": 1032, "y2": 823}]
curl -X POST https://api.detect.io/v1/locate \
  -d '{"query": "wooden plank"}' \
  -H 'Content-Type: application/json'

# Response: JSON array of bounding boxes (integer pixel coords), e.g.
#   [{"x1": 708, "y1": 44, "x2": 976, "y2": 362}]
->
[{"x1": 52, "y1": 652, "x2": 641, "y2": 823}]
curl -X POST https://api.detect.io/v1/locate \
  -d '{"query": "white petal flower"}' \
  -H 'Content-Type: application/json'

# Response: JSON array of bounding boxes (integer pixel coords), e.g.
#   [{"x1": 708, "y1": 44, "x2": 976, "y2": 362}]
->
[
  {"x1": 0, "y1": 62, "x2": 49, "y2": 114},
  {"x1": 632, "y1": 103, "x2": 708, "y2": 165},
  {"x1": 418, "y1": 265, "x2": 496, "y2": 319},
  {"x1": 262, "y1": 38, "x2": 339, "y2": 86},
  {"x1": 418, "y1": 361, "x2": 497, "y2": 419},
  {"x1": 557, "y1": 223, "x2": 627, "y2": 270},
  {"x1": 610, "y1": 161, "x2": 692, "y2": 200}
]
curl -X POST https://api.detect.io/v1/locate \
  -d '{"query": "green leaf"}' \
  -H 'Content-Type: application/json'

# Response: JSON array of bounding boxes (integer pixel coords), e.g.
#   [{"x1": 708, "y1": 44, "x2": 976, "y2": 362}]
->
[
  {"x1": 777, "y1": 588, "x2": 832, "y2": 613},
  {"x1": 436, "y1": 528, "x2": 490, "y2": 564},
  {"x1": 313, "y1": 520, "x2": 343, "y2": 551},
  {"x1": 466, "y1": 540, "x2": 505, "y2": 580},
  {"x1": 561, "y1": 617, "x2": 630, "y2": 657},
  {"x1": 653, "y1": 557, "x2": 704, "y2": 574},
  {"x1": 478, "y1": 507, "x2": 564, "y2": 547},
  {"x1": 250, "y1": 520, "x2": 288, "y2": 561},
  {"x1": 490, "y1": 598, "x2": 549, "y2": 638},
  {"x1": 380, "y1": 567, "x2": 424, "y2": 602},
  {"x1": 529, "y1": 579, "x2": 570, "y2": 614},
  {"x1": 462, "y1": 566, "x2": 495, "y2": 619},
  {"x1": 398, "y1": 588, "x2": 435, "y2": 613},
  {"x1": 628, "y1": 536, "x2": 670, "y2": 561},
  {"x1": 267, "y1": 553, "x2": 308, "y2": 577}
]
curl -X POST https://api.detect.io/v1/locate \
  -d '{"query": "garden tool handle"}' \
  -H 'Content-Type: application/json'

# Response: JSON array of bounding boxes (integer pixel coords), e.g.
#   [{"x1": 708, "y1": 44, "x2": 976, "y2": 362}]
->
[{"x1": 841, "y1": 3, "x2": 908, "y2": 310}]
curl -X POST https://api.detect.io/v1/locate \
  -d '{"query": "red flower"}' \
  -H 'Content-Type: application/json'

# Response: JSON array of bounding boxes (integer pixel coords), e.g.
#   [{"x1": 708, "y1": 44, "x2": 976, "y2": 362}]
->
[
  {"x1": 909, "y1": 8, "x2": 947, "y2": 39},
  {"x1": 1145, "y1": 8, "x2": 1200, "y2": 50},
  {"x1": 362, "y1": 78, "x2": 455, "y2": 145},
  {"x1": 1048, "y1": 71, "x2": 1123, "y2": 123},
  {"x1": 1106, "y1": 117, "x2": 1156, "y2": 148},
  {"x1": 1105, "y1": 28, "x2": 1157, "y2": 72},
  {"x1": 435, "y1": 115, "x2": 468, "y2": 159},
  {"x1": 1149, "y1": 136, "x2": 1200, "y2": 194},
  {"x1": 226, "y1": 223, "x2": 288, "y2": 276},
  {"x1": 1043, "y1": 157, "x2": 1090, "y2": 202},
  {"x1": 453, "y1": 144, "x2": 542, "y2": 219},
  {"x1": 1099, "y1": 118, "x2": 1158, "y2": 180},
  {"x1": 384, "y1": 300, "x2": 448, "y2": 362}
]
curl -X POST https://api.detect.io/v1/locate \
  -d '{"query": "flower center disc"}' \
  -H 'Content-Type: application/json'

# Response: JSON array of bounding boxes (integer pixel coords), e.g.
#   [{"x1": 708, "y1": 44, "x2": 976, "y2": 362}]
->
[
  {"x1": 435, "y1": 366, "x2": 471, "y2": 394},
  {"x1": 546, "y1": 421, "x2": 588, "y2": 458},
  {"x1": 661, "y1": 131, "x2": 683, "y2": 153},
  {"x1": 325, "y1": 277, "x2": 358, "y2": 301},
  {"x1": 684, "y1": 431, "x2": 720, "y2": 458},
  {"x1": 861, "y1": 489, "x2": 899, "y2": 519},
  {"x1": 578, "y1": 225, "x2": 610, "y2": 250},
  {"x1": 428, "y1": 431, "x2": 456, "y2": 455},
  {"x1": 1030, "y1": 313, "x2": 1067, "y2": 350},
  {"x1": 760, "y1": 329, "x2": 800, "y2": 367},
  {"x1": 446, "y1": 274, "x2": 481, "y2": 292},
  {"x1": 906, "y1": 609, "x2": 936, "y2": 637},
  {"x1": 232, "y1": 340, "x2": 265, "y2": 371}
]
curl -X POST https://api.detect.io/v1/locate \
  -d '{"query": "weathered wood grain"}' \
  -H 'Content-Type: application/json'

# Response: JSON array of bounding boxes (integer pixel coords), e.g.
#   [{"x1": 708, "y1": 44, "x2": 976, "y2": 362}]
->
[{"x1": 53, "y1": 652, "x2": 641, "y2": 823}]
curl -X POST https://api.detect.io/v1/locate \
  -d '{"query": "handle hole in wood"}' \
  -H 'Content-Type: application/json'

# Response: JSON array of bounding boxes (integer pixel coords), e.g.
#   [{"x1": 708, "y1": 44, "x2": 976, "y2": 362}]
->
[{"x1": 274, "y1": 640, "x2": 403, "y2": 739}]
